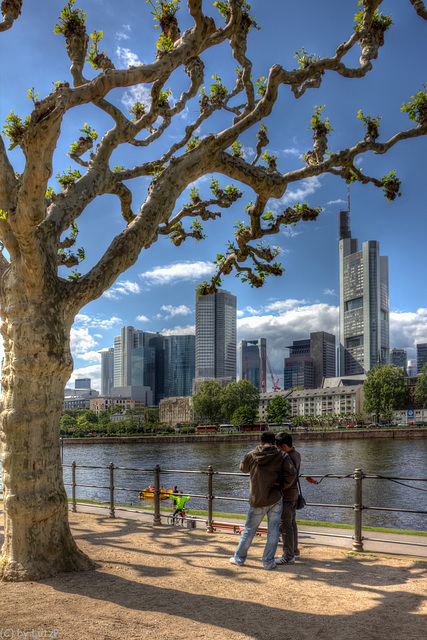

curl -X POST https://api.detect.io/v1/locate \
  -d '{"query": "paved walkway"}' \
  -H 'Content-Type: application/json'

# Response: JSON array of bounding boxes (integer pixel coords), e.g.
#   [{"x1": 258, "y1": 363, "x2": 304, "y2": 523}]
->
[{"x1": 70, "y1": 502, "x2": 427, "y2": 558}]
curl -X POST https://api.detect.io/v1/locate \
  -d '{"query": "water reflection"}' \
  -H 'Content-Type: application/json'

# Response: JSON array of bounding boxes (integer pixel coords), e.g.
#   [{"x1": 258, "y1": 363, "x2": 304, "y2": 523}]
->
[{"x1": 60, "y1": 437, "x2": 427, "y2": 531}]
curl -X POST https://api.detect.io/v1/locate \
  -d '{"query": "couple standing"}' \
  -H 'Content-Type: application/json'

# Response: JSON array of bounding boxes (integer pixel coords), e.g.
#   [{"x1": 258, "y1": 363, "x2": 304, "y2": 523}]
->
[{"x1": 230, "y1": 431, "x2": 301, "y2": 570}]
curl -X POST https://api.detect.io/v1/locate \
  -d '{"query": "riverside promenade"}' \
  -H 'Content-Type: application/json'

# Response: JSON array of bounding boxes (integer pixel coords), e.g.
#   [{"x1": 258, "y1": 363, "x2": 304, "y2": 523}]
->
[{"x1": 1, "y1": 504, "x2": 426, "y2": 640}]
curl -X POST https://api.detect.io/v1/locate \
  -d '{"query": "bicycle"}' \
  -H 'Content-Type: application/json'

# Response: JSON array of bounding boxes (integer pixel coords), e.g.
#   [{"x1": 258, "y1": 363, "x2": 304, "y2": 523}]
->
[{"x1": 167, "y1": 508, "x2": 186, "y2": 526}]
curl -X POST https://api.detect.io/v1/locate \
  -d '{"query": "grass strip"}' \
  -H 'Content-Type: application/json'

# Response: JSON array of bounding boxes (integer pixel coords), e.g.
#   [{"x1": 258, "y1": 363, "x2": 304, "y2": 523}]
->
[{"x1": 69, "y1": 499, "x2": 426, "y2": 536}]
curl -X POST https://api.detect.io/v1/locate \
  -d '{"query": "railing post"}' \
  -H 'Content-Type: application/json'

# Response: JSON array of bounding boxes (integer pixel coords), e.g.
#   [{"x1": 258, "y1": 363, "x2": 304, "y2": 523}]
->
[
  {"x1": 71, "y1": 460, "x2": 77, "y2": 512},
  {"x1": 153, "y1": 464, "x2": 161, "y2": 526},
  {"x1": 352, "y1": 468, "x2": 364, "y2": 551},
  {"x1": 109, "y1": 462, "x2": 115, "y2": 518},
  {"x1": 206, "y1": 465, "x2": 214, "y2": 533}
]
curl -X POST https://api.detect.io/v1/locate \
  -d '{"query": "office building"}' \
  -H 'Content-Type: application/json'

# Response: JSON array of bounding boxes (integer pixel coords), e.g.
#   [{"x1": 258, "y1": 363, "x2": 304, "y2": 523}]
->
[
  {"x1": 338, "y1": 210, "x2": 389, "y2": 375},
  {"x1": 168, "y1": 335, "x2": 195, "y2": 397},
  {"x1": 390, "y1": 348, "x2": 407, "y2": 373},
  {"x1": 239, "y1": 338, "x2": 267, "y2": 391},
  {"x1": 407, "y1": 359, "x2": 418, "y2": 377},
  {"x1": 195, "y1": 289, "x2": 237, "y2": 387},
  {"x1": 284, "y1": 332, "x2": 336, "y2": 390},
  {"x1": 417, "y1": 343, "x2": 427, "y2": 373},
  {"x1": 75, "y1": 378, "x2": 91, "y2": 389},
  {"x1": 284, "y1": 339, "x2": 313, "y2": 389},
  {"x1": 112, "y1": 326, "x2": 156, "y2": 401},
  {"x1": 100, "y1": 348, "x2": 114, "y2": 396}
]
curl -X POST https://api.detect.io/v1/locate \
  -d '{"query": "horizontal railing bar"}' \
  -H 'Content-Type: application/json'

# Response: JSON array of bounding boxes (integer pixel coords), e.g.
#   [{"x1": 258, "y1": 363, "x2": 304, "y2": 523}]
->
[
  {"x1": 363, "y1": 506, "x2": 427, "y2": 514},
  {"x1": 363, "y1": 536, "x2": 427, "y2": 547}
]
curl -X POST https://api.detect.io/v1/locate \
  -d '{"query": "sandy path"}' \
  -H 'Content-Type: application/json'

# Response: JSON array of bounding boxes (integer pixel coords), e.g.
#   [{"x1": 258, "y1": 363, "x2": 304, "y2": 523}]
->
[{"x1": 1, "y1": 510, "x2": 427, "y2": 640}]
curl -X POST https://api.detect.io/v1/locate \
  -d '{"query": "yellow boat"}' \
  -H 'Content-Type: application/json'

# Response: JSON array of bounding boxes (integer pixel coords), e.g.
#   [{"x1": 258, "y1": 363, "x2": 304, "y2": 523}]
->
[{"x1": 138, "y1": 488, "x2": 172, "y2": 501}]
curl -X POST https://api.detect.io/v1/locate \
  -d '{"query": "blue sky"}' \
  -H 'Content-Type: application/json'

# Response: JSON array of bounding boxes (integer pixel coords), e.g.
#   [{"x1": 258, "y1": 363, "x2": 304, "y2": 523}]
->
[{"x1": 1, "y1": 0, "x2": 426, "y2": 390}]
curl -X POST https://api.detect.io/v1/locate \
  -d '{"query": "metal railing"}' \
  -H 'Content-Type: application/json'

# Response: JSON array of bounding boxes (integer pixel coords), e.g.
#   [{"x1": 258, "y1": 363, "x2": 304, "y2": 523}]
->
[{"x1": 63, "y1": 461, "x2": 427, "y2": 552}]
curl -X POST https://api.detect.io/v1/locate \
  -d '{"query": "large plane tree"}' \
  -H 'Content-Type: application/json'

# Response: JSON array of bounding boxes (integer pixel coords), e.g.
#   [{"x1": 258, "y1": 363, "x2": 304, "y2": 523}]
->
[{"x1": 0, "y1": 0, "x2": 426, "y2": 580}]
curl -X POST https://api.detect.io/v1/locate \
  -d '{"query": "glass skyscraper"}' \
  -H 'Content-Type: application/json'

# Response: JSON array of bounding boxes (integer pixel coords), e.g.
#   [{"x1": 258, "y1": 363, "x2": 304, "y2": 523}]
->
[
  {"x1": 168, "y1": 335, "x2": 195, "y2": 397},
  {"x1": 239, "y1": 338, "x2": 266, "y2": 391},
  {"x1": 338, "y1": 210, "x2": 389, "y2": 375},
  {"x1": 195, "y1": 289, "x2": 237, "y2": 385}
]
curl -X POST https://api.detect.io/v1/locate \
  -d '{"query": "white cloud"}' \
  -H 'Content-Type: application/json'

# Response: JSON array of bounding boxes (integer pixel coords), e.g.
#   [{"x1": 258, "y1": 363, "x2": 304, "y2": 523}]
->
[
  {"x1": 282, "y1": 147, "x2": 301, "y2": 157},
  {"x1": 323, "y1": 288, "x2": 337, "y2": 296},
  {"x1": 103, "y1": 280, "x2": 141, "y2": 300},
  {"x1": 161, "y1": 324, "x2": 195, "y2": 336},
  {"x1": 75, "y1": 314, "x2": 122, "y2": 329},
  {"x1": 390, "y1": 308, "x2": 427, "y2": 359},
  {"x1": 281, "y1": 227, "x2": 301, "y2": 239},
  {"x1": 325, "y1": 199, "x2": 346, "y2": 207},
  {"x1": 116, "y1": 25, "x2": 131, "y2": 41},
  {"x1": 116, "y1": 46, "x2": 142, "y2": 68},
  {"x1": 68, "y1": 365, "x2": 101, "y2": 392},
  {"x1": 237, "y1": 301, "x2": 339, "y2": 380},
  {"x1": 136, "y1": 314, "x2": 150, "y2": 323},
  {"x1": 161, "y1": 304, "x2": 192, "y2": 318},
  {"x1": 70, "y1": 328, "x2": 98, "y2": 356},
  {"x1": 269, "y1": 176, "x2": 322, "y2": 210},
  {"x1": 140, "y1": 261, "x2": 215, "y2": 286},
  {"x1": 264, "y1": 299, "x2": 306, "y2": 313},
  {"x1": 78, "y1": 350, "x2": 102, "y2": 363}
]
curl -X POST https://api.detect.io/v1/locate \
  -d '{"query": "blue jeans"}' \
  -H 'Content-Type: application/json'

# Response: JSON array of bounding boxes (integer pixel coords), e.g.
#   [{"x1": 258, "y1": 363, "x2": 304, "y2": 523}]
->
[{"x1": 233, "y1": 499, "x2": 283, "y2": 569}]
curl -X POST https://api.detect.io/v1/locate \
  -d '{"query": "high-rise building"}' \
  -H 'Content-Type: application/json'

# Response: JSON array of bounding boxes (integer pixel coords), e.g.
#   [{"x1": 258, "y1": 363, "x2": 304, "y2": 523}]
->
[
  {"x1": 239, "y1": 338, "x2": 267, "y2": 391},
  {"x1": 283, "y1": 332, "x2": 336, "y2": 390},
  {"x1": 417, "y1": 343, "x2": 427, "y2": 373},
  {"x1": 390, "y1": 348, "x2": 407, "y2": 372},
  {"x1": 195, "y1": 289, "x2": 237, "y2": 386},
  {"x1": 100, "y1": 348, "x2": 114, "y2": 396},
  {"x1": 75, "y1": 377, "x2": 91, "y2": 389},
  {"x1": 112, "y1": 326, "x2": 156, "y2": 400},
  {"x1": 407, "y1": 359, "x2": 418, "y2": 377},
  {"x1": 168, "y1": 335, "x2": 195, "y2": 397},
  {"x1": 338, "y1": 210, "x2": 389, "y2": 375}
]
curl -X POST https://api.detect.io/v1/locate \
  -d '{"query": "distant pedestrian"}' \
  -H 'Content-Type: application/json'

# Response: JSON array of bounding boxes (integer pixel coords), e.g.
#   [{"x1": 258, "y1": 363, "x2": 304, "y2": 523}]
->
[
  {"x1": 230, "y1": 431, "x2": 296, "y2": 570},
  {"x1": 275, "y1": 432, "x2": 301, "y2": 565},
  {"x1": 170, "y1": 491, "x2": 190, "y2": 522}
]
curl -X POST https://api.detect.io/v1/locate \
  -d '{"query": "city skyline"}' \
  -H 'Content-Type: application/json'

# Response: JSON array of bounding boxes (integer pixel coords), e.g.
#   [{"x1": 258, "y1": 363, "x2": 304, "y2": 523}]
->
[{"x1": 2, "y1": 1, "x2": 426, "y2": 390}]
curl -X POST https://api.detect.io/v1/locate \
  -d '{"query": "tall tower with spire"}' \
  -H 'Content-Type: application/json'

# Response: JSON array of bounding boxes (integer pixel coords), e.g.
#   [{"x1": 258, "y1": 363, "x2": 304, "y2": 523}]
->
[{"x1": 338, "y1": 209, "x2": 390, "y2": 376}]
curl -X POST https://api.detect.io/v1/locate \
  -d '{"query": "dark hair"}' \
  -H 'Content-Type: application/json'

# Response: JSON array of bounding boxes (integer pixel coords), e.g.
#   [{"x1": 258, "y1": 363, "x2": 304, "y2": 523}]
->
[
  {"x1": 261, "y1": 431, "x2": 276, "y2": 445},
  {"x1": 275, "y1": 432, "x2": 293, "y2": 448}
]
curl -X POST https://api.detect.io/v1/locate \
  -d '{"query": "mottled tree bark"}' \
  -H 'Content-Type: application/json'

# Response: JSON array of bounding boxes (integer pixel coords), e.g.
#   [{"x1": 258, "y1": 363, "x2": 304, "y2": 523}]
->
[{"x1": 0, "y1": 267, "x2": 93, "y2": 580}]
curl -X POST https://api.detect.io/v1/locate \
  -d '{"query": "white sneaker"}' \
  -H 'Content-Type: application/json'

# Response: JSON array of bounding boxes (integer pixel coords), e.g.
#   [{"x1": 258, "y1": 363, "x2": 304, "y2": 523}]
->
[
  {"x1": 275, "y1": 555, "x2": 295, "y2": 565},
  {"x1": 229, "y1": 557, "x2": 242, "y2": 566}
]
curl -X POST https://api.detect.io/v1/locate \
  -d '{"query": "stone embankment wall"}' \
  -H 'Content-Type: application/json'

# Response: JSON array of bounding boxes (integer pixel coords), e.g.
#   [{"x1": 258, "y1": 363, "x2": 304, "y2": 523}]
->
[{"x1": 62, "y1": 428, "x2": 427, "y2": 445}]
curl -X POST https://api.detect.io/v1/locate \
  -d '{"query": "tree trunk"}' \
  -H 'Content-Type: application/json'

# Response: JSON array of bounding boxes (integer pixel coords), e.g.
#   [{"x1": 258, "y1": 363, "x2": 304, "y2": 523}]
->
[{"x1": 0, "y1": 270, "x2": 94, "y2": 581}]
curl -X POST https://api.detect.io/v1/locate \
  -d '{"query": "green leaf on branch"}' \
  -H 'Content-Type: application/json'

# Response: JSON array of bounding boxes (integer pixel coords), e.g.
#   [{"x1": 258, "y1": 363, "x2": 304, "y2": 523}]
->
[
  {"x1": 54, "y1": 0, "x2": 87, "y2": 36},
  {"x1": 2, "y1": 111, "x2": 30, "y2": 150},
  {"x1": 401, "y1": 85, "x2": 427, "y2": 125},
  {"x1": 381, "y1": 170, "x2": 401, "y2": 201}
]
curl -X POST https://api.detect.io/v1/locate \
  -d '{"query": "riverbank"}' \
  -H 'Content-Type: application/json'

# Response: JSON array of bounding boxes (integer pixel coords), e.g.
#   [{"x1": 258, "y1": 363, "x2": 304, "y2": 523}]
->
[
  {"x1": 2, "y1": 507, "x2": 426, "y2": 640},
  {"x1": 62, "y1": 427, "x2": 427, "y2": 445}
]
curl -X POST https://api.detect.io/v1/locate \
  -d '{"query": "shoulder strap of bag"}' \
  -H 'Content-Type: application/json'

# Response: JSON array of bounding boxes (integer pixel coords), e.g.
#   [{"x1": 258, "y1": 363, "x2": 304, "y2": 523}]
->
[{"x1": 289, "y1": 453, "x2": 303, "y2": 495}]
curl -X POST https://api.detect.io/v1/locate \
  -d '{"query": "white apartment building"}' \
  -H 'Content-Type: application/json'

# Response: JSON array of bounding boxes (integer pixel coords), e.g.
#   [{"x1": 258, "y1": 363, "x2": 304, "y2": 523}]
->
[{"x1": 259, "y1": 385, "x2": 365, "y2": 423}]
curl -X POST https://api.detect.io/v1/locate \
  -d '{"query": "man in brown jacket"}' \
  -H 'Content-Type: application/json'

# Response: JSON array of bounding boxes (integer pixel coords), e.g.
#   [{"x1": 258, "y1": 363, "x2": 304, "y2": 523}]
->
[
  {"x1": 230, "y1": 431, "x2": 296, "y2": 570},
  {"x1": 275, "y1": 431, "x2": 302, "y2": 565}
]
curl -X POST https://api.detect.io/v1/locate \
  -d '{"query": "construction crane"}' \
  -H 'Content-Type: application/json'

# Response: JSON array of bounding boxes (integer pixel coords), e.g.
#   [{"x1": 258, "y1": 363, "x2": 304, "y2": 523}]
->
[{"x1": 266, "y1": 353, "x2": 280, "y2": 391}]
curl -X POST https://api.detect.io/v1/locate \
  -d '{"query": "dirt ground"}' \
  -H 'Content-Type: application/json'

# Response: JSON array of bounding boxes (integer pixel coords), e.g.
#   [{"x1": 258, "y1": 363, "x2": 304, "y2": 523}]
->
[{"x1": 1, "y1": 510, "x2": 427, "y2": 640}]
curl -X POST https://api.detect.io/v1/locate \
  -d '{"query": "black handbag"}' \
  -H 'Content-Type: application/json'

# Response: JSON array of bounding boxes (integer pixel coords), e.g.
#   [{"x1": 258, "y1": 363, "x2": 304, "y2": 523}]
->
[{"x1": 290, "y1": 455, "x2": 306, "y2": 510}]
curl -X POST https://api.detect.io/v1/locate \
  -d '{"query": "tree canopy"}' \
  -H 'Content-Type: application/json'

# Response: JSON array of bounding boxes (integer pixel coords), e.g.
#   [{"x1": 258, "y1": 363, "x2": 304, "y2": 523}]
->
[
  {"x1": 414, "y1": 363, "x2": 427, "y2": 408},
  {"x1": 363, "y1": 364, "x2": 407, "y2": 422},
  {"x1": 266, "y1": 395, "x2": 290, "y2": 426},
  {"x1": 1, "y1": 0, "x2": 427, "y2": 582}
]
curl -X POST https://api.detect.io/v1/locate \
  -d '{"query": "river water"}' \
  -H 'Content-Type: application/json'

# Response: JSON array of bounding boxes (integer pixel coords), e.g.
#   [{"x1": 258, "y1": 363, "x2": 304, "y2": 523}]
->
[{"x1": 61, "y1": 437, "x2": 427, "y2": 532}]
